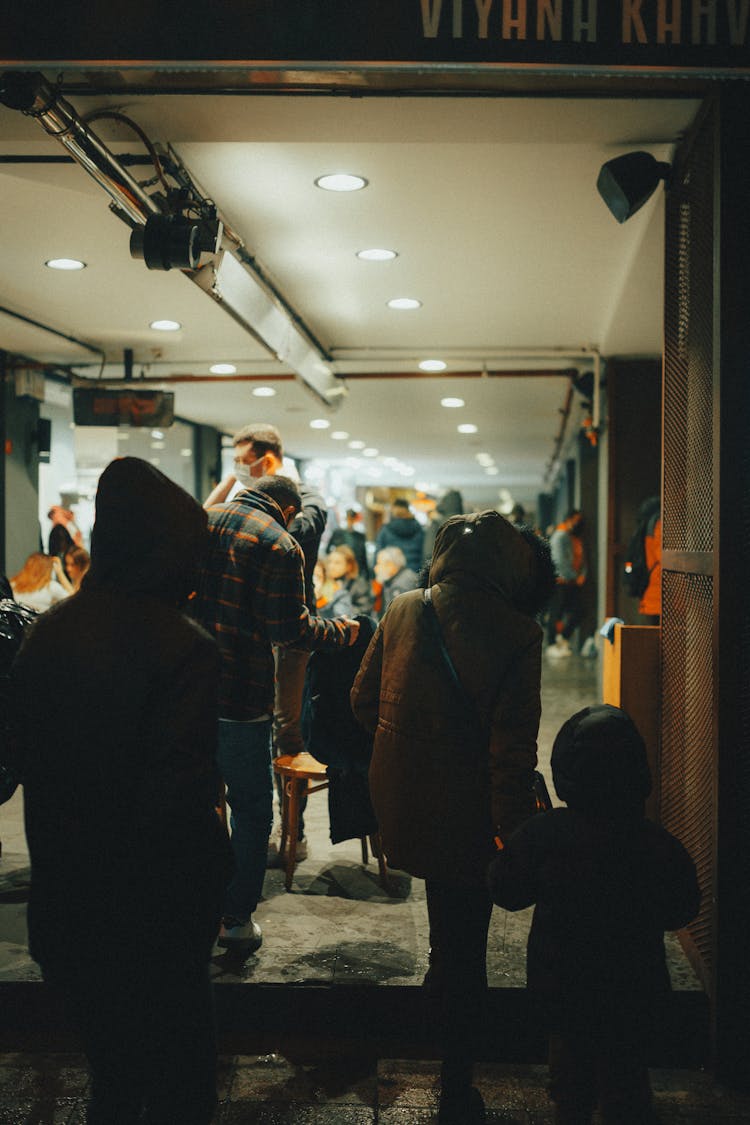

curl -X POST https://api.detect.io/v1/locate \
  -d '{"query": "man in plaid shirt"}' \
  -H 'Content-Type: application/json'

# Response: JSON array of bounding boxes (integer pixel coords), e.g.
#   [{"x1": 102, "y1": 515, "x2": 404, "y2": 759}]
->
[{"x1": 194, "y1": 474, "x2": 359, "y2": 950}]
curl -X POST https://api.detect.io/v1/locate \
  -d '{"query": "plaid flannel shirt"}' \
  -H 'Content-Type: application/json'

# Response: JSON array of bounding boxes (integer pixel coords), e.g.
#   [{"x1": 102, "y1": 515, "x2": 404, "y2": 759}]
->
[{"x1": 194, "y1": 490, "x2": 350, "y2": 721}]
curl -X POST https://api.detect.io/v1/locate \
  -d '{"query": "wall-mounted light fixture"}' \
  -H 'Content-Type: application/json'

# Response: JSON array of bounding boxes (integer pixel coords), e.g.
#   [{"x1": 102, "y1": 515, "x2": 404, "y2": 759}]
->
[{"x1": 596, "y1": 151, "x2": 671, "y2": 223}]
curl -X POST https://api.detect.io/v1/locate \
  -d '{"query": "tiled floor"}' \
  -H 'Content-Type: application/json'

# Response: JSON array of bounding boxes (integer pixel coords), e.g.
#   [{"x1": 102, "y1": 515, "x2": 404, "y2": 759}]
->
[{"x1": 0, "y1": 652, "x2": 728, "y2": 1122}]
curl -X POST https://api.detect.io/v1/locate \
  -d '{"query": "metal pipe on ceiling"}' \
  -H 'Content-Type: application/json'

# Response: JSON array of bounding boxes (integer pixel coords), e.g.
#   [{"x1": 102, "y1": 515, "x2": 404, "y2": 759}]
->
[
  {"x1": 0, "y1": 71, "x2": 344, "y2": 408},
  {"x1": 0, "y1": 72, "x2": 160, "y2": 226}
]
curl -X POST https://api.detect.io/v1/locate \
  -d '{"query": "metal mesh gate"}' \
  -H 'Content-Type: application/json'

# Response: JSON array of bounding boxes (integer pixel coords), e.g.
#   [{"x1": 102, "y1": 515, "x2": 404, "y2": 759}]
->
[{"x1": 661, "y1": 103, "x2": 716, "y2": 992}]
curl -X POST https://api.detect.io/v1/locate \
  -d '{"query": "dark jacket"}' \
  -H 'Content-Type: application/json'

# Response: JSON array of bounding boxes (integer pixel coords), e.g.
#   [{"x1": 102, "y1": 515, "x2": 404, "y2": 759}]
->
[
  {"x1": 352, "y1": 510, "x2": 542, "y2": 885},
  {"x1": 380, "y1": 566, "x2": 418, "y2": 618},
  {"x1": 376, "y1": 515, "x2": 424, "y2": 572},
  {"x1": 9, "y1": 457, "x2": 233, "y2": 981},
  {"x1": 488, "y1": 809, "x2": 700, "y2": 1026},
  {"x1": 346, "y1": 574, "x2": 375, "y2": 616},
  {"x1": 290, "y1": 483, "x2": 328, "y2": 613},
  {"x1": 304, "y1": 616, "x2": 378, "y2": 843},
  {"x1": 488, "y1": 704, "x2": 700, "y2": 1028}
]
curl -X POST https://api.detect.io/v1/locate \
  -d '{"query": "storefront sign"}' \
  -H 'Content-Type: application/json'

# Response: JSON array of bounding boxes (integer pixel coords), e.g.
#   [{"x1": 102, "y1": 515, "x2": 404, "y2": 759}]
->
[{"x1": 2, "y1": 0, "x2": 749, "y2": 72}]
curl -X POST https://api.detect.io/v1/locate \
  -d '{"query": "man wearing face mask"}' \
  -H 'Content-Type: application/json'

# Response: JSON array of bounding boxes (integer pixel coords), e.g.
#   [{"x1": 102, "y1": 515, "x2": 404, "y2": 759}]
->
[
  {"x1": 206, "y1": 425, "x2": 348, "y2": 849},
  {"x1": 195, "y1": 473, "x2": 359, "y2": 950}
]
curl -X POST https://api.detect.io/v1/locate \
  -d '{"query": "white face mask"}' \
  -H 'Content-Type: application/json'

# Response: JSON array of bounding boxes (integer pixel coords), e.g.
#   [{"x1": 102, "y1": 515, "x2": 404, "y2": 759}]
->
[{"x1": 234, "y1": 456, "x2": 264, "y2": 486}]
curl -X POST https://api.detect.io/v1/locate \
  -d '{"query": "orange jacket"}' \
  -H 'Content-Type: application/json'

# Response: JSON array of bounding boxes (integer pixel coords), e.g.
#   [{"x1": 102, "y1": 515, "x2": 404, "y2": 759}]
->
[{"x1": 639, "y1": 518, "x2": 662, "y2": 617}]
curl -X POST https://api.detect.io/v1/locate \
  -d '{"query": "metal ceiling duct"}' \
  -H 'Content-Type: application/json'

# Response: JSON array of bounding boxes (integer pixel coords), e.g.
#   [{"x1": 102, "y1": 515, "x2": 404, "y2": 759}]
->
[{"x1": 0, "y1": 70, "x2": 344, "y2": 408}]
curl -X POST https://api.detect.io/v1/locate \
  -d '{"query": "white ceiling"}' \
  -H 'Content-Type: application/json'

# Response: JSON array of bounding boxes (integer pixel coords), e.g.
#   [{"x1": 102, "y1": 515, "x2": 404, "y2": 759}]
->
[{"x1": 0, "y1": 92, "x2": 699, "y2": 506}]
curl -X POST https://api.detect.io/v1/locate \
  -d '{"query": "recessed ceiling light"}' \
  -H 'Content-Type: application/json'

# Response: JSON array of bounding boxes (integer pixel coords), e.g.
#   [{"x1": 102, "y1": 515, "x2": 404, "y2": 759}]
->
[
  {"x1": 357, "y1": 248, "x2": 397, "y2": 261},
  {"x1": 348, "y1": 440, "x2": 366, "y2": 449},
  {"x1": 485, "y1": 467, "x2": 500, "y2": 475},
  {"x1": 441, "y1": 397, "x2": 465, "y2": 409},
  {"x1": 252, "y1": 386, "x2": 276, "y2": 398},
  {"x1": 363, "y1": 447, "x2": 379, "y2": 457},
  {"x1": 310, "y1": 418, "x2": 331, "y2": 430},
  {"x1": 315, "y1": 173, "x2": 368, "y2": 192},
  {"x1": 45, "y1": 257, "x2": 86, "y2": 271},
  {"x1": 421, "y1": 360, "x2": 447, "y2": 373},
  {"x1": 150, "y1": 319, "x2": 181, "y2": 331},
  {"x1": 151, "y1": 430, "x2": 164, "y2": 440},
  {"x1": 458, "y1": 423, "x2": 478, "y2": 434},
  {"x1": 180, "y1": 448, "x2": 193, "y2": 458},
  {"x1": 387, "y1": 298, "x2": 422, "y2": 311},
  {"x1": 476, "y1": 453, "x2": 495, "y2": 466},
  {"x1": 210, "y1": 363, "x2": 237, "y2": 375},
  {"x1": 331, "y1": 431, "x2": 350, "y2": 440}
]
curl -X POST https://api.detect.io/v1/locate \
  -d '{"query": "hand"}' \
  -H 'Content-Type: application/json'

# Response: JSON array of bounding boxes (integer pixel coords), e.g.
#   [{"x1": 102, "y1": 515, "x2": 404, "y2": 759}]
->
[
  {"x1": 51, "y1": 557, "x2": 64, "y2": 578},
  {"x1": 343, "y1": 618, "x2": 360, "y2": 646}
]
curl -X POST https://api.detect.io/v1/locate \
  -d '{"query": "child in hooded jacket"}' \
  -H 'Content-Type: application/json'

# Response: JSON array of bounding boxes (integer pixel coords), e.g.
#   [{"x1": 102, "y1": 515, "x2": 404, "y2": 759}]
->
[{"x1": 488, "y1": 704, "x2": 700, "y2": 1125}]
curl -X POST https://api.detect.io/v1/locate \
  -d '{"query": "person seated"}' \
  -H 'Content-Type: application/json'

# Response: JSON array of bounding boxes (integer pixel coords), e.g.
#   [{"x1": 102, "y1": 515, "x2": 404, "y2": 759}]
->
[
  {"x1": 327, "y1": 507, "x2": 370, "y2": 578},
  {"x1": 326, "y1": 545, "x2": 374, "y2": 617},
  {"x1": 373, "y1": 547, "x2": 417, "y2": 619},
  {"x1": 64, "y1": 546, "x2": 91, "y2": 592},
  {"x1": 10, "y1": 552, "x2": 72, "y2": 612},
  {"x1": 313, "y1": 558, "x2": 354, "y2": 620}
]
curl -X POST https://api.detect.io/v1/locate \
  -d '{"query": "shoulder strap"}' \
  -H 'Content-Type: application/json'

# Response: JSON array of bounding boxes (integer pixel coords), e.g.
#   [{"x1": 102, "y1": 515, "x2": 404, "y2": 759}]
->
[{"x1": 422, "y1": 587, "x2": 476, "y2": 716}]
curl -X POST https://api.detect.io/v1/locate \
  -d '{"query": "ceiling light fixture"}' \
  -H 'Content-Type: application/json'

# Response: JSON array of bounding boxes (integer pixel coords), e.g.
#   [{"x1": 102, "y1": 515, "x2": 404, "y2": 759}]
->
[
  {"x1": 387, "y1": 298, "x2": 422, "y2": 311},
  {"x1": 210, "y1": 363, "x2": 236, "y2": 375},
  {"x1": 310, "y1": 418, "x2": 331, "y2": 430},
  {"x1": 331, "y1": 431, "x2": 350, "y2": 440},
  {"x1": 357, "y1": 248, "x2": 397, "y2": 261},
  {"x1": 441, "y1": 397, "x2": 465, "y2": 408},
  {"x1": 348, "y1": 440, "x2": 366, "y2": 450},
  {"x1": 252, "y1": 386, "x2": 276, "y2": 397},
  {"x1": 420, "y1": 359, "x2": 447, "y2": 372},
  {"x1": 315, "y1": 173, "x2": 367, "y2": 192},
  {"x1": 485, "y1": 467, "x2": 500, "y2": 475},
  {"x1": 363, "y1": 448, "x2": 379, "y2": 457},
  {"x1": 458, "y1": 423, "x2": 478, "y2": 434},
  {"x1": 149, "y1": 319, "x2": 181, "y2": 331},
  {"x1": 596, "y1": 151, "x2": 671, "y2": 224},
  {"x1": 45, "y1": 257, "x2": 86, "y2": 271}
]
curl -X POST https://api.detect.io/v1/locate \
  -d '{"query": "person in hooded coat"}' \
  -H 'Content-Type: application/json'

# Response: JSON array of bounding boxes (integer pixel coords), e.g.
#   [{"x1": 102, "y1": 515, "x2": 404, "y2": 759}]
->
[
  {"x1": 8, "y1": 456, "x2": 233, "y2": 1125},
  {"x1": 488, "y1": 704, "x2": 700, "y2": 1125},
  {"x1": 351, "y1": 510, "x2": 553, "y2": 1125},
  {"x1": 375, "y1": 496, "x2": 425, "y2": 573}
]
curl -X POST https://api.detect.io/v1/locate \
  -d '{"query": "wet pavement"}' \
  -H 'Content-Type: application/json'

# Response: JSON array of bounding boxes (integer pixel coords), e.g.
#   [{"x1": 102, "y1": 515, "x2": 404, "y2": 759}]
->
[{"x1": 1, "y1": 1051, "x2": 750, "y2": 1122}]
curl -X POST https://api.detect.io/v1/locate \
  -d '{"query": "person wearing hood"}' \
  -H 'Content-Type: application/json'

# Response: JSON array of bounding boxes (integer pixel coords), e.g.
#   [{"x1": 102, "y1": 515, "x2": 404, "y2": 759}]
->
[
  {"x1": 488, "y1": 704, "x2": 700, "y2": 1125},
  {"x1": 423, "y1": 489, "x2": 464, "y2": 559},
  {"x1": 375, "y1": 496, "x2": 425, "y2": 573},
  {"x1": 8, "y1": 457, "x2": 233, "y2": 1124},
  {"x1": 351, "y1": 510, "x2": 555, "y2": 1125}
]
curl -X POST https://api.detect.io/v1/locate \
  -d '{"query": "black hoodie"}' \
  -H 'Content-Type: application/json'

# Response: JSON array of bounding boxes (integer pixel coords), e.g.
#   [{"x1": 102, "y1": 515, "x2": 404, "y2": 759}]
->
[
  {"x1": 488, "y1": 705, "x2": 700, "y2": 1027},
  {"x1": 10, "y1": 457, "x2": 232, "y2": 978}
]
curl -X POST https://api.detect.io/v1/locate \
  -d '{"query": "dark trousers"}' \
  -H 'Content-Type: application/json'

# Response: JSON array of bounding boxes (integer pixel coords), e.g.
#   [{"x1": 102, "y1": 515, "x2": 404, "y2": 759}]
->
[
  {"x1": 425, "y1": 880, "x2": 494, "y2": 1092},
  {"x1": 548, "y1": 1029, "x2": 654, "y2": 1125},
  {"x1": 546, "y1": 584, "x2": 584, "y2": 645},
  {"x1": 53, "y1": 964, "x2": 218, "y2": 1124}
]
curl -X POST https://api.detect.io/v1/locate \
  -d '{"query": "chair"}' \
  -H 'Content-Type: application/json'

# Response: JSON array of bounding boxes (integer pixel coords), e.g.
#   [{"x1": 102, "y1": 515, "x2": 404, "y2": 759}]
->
[{"x1": 272, "y1": 751, "x2": 389, "y2": 893}]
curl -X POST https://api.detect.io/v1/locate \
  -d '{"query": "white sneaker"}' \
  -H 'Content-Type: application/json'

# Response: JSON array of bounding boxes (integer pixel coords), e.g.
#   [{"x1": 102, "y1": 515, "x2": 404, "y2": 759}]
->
[
  {"x1": 217, "y1": 917, "x2": 262, "y2": 951},
  {"x1": 547, "y1": 636, "x2": 572, "y2": 658}
]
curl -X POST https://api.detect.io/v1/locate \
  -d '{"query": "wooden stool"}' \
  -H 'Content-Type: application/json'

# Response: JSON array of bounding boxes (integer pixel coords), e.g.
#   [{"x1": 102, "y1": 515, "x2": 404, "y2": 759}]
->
[{"x1": 273, "y1": 751, "x2": 389, "y2": 893}]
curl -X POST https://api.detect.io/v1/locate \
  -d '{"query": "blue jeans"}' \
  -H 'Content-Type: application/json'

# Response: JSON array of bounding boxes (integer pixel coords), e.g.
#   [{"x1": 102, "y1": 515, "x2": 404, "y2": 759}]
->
[{"x1": 218, "y1": 718, "x2": 273, "y2": 922}]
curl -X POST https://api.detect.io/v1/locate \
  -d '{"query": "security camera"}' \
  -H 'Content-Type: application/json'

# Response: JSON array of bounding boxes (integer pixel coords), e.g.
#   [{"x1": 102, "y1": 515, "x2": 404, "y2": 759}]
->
[{"x1": 130, "y1": 214, "x2": 223, "y2": 270}]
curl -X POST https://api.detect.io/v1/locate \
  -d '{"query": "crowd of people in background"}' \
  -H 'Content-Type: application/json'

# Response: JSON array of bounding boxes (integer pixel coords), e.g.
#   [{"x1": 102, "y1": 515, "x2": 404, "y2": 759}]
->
[{"x1": 0, "y1": 436, "x2": 686, "y2": 1125}]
